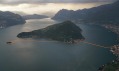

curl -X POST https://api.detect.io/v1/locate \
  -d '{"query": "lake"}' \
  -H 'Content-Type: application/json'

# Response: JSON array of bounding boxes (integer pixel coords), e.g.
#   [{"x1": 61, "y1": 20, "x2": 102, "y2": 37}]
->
[{"x1": 0, "y1": 18, "x2": 118, "y2": 71}]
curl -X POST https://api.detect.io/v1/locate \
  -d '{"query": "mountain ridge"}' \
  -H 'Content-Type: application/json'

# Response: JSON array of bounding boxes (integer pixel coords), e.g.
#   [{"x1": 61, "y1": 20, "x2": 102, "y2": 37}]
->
[
  {"x1": 52, "y1": 1, "x2": 119, "y2": 24},
  {"x1": 0, "y1": 11, "x2": 26, "y2": 28}
]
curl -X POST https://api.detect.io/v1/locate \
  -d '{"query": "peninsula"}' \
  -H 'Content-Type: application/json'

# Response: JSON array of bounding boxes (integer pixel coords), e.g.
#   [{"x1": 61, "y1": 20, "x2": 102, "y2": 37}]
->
[{"x1": 0, "y1": 11, "x2": 26, "y2": 28}]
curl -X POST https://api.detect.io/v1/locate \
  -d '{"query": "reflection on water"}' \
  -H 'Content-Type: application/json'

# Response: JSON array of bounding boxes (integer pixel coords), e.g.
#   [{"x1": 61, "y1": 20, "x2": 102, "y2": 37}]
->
[{"x1": 0, "y1": 18, "x2": 118, "y2": 71}]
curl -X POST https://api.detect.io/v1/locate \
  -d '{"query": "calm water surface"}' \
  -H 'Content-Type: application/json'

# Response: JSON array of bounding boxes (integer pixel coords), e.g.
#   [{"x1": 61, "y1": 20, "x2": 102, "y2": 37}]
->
[{"x1": 0, "y1": 18, "x2": 118, "y2": 71}]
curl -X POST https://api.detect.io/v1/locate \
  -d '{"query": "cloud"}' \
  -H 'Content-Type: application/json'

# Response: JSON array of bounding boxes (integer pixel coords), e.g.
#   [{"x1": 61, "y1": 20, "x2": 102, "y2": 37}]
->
[
  {"x1": 0, "y1": 0, "x2": 117, "y2": 4},
  {"x1": 12, "y1": 11, "x2": 27, "y2": 16},
  {"x1": 0, "y1": 3, "x2": 108, "y2": 17}
]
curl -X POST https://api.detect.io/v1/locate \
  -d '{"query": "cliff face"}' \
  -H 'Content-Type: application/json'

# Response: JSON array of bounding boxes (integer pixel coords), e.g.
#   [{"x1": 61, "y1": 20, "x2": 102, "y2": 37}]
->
[
  {"x1": 52, "y1": 1, "x2": 119, "y2": 24},
  {"x1": 0, "y1": 11, "x2": 26, "y2": 28},
  {"x1": 17, "y1": 21, "x2": 84, "y2": 43}
]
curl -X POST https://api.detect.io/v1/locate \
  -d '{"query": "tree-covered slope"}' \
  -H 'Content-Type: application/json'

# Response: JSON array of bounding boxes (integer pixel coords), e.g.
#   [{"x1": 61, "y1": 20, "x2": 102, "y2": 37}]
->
[{"x1": 17, "y1": 21, "x2": 84, "y2": 43}]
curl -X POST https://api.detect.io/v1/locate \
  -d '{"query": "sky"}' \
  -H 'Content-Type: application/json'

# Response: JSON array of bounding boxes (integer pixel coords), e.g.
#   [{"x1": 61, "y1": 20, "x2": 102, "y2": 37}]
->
[
  {"x1": 0, "y1": 0, "x2": 117, "y2": 17},
  {"x1": 0, "y1": 0, "x2": 117, "y2": 3}
]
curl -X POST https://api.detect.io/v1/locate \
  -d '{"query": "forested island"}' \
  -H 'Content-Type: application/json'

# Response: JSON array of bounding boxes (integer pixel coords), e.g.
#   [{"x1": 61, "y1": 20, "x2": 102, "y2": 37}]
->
[{"x1": 17, "y1": 21, "x2": 84, "y2": 43}]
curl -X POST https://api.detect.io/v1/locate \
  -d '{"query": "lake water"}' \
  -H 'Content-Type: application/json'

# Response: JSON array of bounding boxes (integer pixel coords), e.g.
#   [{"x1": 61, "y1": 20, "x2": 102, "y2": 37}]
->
[{"x1": 0, "y1": 18, "x2": 118, "y2": 71}]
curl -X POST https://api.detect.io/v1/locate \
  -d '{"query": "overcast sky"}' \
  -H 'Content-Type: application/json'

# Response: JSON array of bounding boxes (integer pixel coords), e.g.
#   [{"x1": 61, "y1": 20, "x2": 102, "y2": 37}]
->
[
  {"x1": 0, "y1": 0, "x2": 117, "y2": 4},
  {"x1": 0, "y1": 0, "x2": 117, "y2": 17}
]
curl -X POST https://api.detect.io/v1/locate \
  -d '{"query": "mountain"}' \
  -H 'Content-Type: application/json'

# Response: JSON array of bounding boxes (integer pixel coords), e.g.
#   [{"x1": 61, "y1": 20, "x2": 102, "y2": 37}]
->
[
  {"x1": 52, "y1": 9, "x2": 75, "y2": 21},
  {"x1": 0, "y1": 11, "x2": 26, "y2": 28},
  {"x1": 52, "y1": 1, "x2": 119, "y2": 24},
  {"x1": 22, "y1": 14, "x2": 49, "y2": 20},
  {"x1": 17, "y1": 21, "x2": 84, "y2": 43}
]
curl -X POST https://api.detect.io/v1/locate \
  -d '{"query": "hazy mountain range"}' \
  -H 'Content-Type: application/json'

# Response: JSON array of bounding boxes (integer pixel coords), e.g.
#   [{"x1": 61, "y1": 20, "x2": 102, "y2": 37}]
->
[
  {"x1": 22, "y1": 14, "x2": 49, "y2": 20},
  {"x1": 52, "y1": 0, "x2": 119, "y2": 24}
]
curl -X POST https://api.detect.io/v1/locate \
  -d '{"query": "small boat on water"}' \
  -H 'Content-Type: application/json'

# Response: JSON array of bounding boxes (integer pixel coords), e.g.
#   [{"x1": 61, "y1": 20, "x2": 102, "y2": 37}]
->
[{"x1": 6, "y1": 42, "x2": 12, "y2": 44}]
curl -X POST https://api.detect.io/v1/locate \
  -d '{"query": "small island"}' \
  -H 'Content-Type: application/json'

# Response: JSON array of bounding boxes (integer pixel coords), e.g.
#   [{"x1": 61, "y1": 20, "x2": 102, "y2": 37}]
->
[{"x1": 17, "y1": 21, "x2": 85, "y2": 43}]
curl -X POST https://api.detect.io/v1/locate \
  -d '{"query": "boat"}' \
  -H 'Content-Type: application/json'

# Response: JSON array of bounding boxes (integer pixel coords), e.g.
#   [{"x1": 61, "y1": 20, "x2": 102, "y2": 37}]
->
[{"x1": 6, "y1": 42, "x2": 12, "y2": 44}]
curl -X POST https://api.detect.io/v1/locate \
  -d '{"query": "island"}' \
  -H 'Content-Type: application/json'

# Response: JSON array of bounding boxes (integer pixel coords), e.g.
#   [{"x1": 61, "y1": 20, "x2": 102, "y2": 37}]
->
[
  {"x1": 0, "y1": 11, "x2": 26, "y2": 28},
  {"x1": 17, "y1": 21, "x2": 85, "y2": 43},
  {"x1": 22, "y1": 14, "x2": 49, "y2": 20}
]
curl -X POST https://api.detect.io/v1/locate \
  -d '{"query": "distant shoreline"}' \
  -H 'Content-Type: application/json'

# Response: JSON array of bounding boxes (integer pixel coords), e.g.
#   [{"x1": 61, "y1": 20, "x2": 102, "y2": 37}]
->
[{"x1": 98, "y1": 24, "x2": 119, "y2": 71}]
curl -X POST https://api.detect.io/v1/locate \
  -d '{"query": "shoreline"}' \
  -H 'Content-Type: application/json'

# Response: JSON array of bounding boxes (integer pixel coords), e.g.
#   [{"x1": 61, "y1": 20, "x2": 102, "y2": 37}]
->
[{"x1": 98, "y1": 24, "x2": 119, "y2": 71}]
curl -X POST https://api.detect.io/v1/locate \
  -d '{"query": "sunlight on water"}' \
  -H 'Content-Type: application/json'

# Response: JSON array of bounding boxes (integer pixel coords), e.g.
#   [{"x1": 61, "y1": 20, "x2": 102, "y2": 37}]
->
[{"x1": 21, "y1": 18, "x2": 57, "y2": 32}]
